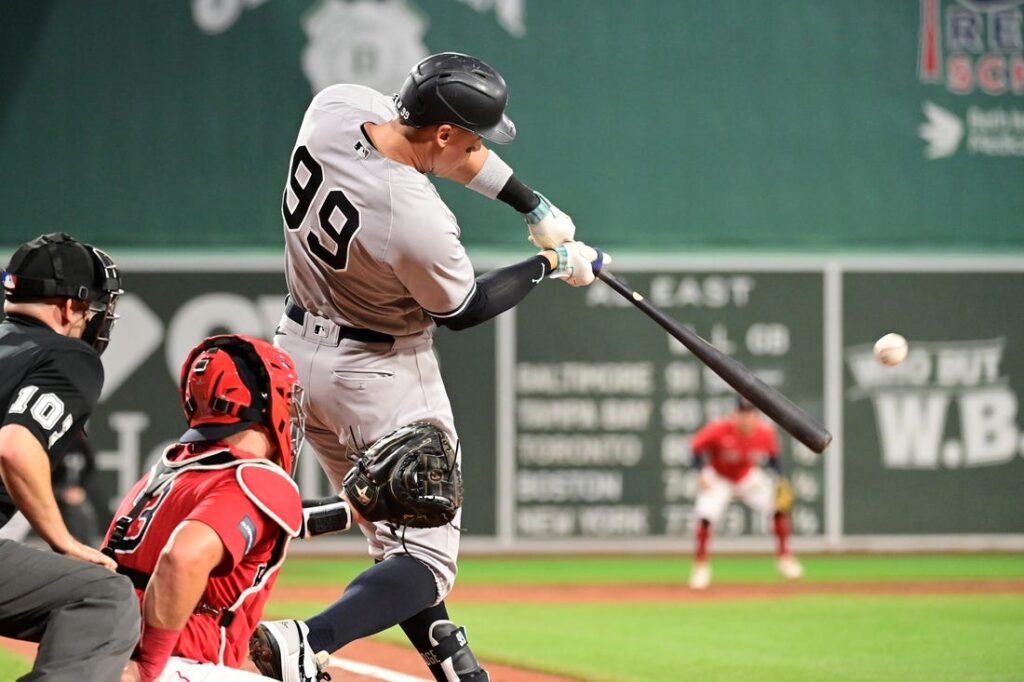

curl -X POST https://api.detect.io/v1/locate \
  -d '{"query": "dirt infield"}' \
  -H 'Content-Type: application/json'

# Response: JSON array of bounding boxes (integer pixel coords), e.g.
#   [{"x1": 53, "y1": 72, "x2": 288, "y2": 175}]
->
[{"x1": 4, "y1": 580, "x2": 1022, "y2": 681}]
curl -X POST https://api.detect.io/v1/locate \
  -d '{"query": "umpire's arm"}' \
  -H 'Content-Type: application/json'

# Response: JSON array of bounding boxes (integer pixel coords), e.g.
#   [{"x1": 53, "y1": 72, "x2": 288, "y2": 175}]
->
[{"x1": 0, "y1": 424, "x2": 114, "y2": 569}]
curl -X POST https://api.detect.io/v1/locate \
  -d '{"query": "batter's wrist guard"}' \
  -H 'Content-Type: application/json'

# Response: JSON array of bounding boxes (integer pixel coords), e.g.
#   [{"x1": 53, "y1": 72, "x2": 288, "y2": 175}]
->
[
  {"x1": 524, "y1": 192, "x2": 552, "y2": 224},
  {"x1": 549, "y1": 243, "x2": 569, "y2": 279}
]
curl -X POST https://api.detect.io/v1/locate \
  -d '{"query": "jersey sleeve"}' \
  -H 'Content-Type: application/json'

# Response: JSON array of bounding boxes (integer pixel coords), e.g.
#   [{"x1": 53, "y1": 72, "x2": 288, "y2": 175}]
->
[
  {"x1": 186, "y1": 483, "x2": 275, "y2": 572},
  {"x1": 761, "y1": 423, "x2": 780, "y2": 457},
  {"x1": 690, "y1": 421, "x2": 721, "y2": 455},
  {"x1": 388, "y1": 192, "x2": 477, "y2": 318},
  {"x1": 2, "y1": 347, "x2": 103, "y2": 458}
]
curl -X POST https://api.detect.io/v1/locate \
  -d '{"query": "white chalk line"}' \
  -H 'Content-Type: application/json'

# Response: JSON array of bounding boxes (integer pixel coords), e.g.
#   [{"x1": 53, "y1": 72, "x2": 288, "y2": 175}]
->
[{"x1": 329, "y1": 655, "x2": 430, "y2": 682}]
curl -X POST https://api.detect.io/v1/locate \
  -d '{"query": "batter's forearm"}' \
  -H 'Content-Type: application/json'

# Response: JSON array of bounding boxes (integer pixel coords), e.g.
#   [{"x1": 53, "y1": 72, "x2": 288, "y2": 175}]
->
[
  {"x1": 435, "y1": 254, "x2": 554, "y2": 331},
  {"x1": 497, "y1": 174, "x2": 541, "y2": 212}
]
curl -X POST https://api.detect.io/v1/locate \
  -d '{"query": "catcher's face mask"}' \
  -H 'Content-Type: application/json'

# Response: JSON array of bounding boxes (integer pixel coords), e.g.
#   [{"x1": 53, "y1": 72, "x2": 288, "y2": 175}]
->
[{"x1": 287, "y1": 382, "x2": 307, "y2": 477}]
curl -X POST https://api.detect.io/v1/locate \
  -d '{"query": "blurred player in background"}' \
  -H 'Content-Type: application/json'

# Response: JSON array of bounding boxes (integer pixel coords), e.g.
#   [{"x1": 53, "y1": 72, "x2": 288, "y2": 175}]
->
[
  {"x1": 688, "y1": 397, "x2": 803, "y2": 589},
  {"x1": 0, "y1": 232, "x2": 139, "y2": 680},
  {"x1": 258, "y1": 52, "x2": 608, "y2": 682},
  {"x1": 54, "y1": 433, "x2": 101, "y2": 545}
]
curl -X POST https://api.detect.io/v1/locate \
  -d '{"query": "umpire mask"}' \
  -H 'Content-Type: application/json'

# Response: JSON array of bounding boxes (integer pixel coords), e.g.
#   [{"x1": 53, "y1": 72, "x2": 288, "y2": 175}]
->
[{"x1": 80, "y1": 246, "x2": 123, "y2": 355}]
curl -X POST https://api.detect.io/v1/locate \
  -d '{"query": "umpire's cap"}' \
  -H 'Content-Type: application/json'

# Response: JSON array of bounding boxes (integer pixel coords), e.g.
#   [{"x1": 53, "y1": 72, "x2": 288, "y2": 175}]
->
[
  {"x1": 2, "y1": 232, "x2": 120, "y2": 303},
  {"x1": 394, "y1": 52, "x2": 517, "y2": 144}
]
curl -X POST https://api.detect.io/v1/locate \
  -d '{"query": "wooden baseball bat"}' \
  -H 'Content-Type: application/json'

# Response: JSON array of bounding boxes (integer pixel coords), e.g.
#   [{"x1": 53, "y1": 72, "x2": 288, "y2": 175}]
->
[{"x1": 596, "y1": 269, "x2": 832, "y2": 454}]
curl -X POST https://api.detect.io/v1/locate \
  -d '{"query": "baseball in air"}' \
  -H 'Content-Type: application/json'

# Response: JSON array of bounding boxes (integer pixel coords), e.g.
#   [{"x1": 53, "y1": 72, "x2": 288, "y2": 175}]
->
[{"x1": 873, "y1": 333, "x2": 909, "y2": 366}]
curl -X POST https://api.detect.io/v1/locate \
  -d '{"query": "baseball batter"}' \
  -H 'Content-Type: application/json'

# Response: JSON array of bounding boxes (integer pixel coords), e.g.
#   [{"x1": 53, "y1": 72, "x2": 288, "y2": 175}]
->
[
  {"x1": 688, "y1": 397, "x2": 803, "y2": 589},
  {"x1": 258, "y1": 52, "x2": 607, "y2": 682}
]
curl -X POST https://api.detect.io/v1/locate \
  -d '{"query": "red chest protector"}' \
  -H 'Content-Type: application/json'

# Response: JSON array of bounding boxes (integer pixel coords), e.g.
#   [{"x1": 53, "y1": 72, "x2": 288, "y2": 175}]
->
[{"x1": 104, "y1": 444, "x2": 301, "y2": 630}]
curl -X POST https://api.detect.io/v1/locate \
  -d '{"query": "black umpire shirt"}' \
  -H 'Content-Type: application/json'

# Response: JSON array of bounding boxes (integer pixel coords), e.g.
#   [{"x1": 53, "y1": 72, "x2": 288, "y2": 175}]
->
[{"x1": 0, "y1": 313, "x2": 104, "y2": 525}]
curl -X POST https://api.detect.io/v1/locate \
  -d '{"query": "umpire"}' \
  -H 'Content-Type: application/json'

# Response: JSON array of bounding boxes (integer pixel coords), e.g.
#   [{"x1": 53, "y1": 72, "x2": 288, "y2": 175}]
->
[{"x1": 0, "y1": 233, "x2": 139, "y2": 680}]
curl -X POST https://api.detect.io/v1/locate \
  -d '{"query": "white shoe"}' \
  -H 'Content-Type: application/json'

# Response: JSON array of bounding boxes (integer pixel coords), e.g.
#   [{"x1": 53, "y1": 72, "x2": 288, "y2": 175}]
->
[
  {"x1": 250, "y1": 619, "x2": 330, "y2": 682},
  {"x1": 688, "y1": 561, "x2": 711, "y2": 589},
  {"x1": 777, "y1": 555, "x2": 804, "y2": 580}
]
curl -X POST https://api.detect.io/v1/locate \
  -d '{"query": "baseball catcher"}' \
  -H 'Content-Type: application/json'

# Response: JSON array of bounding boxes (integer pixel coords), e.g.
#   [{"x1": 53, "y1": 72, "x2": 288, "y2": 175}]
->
[{"x1": 101, "y1": 334, "x2": 463, "y2": 682}]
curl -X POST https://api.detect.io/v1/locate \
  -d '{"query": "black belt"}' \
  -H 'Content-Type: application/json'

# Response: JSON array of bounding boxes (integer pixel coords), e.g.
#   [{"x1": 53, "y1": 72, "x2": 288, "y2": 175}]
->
[{"x1": 285, "y1": 299, "x2": 394, "y2": 344}]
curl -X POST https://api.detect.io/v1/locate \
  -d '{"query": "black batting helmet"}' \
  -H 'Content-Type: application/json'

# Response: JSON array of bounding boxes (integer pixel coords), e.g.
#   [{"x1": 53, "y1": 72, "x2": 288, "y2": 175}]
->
[
  {"x1": 2, "y1": 232, "x2": 123, "y2": 354},
  {"x1": 394, "y1": 52, "x2": 516, "y2": 144}
]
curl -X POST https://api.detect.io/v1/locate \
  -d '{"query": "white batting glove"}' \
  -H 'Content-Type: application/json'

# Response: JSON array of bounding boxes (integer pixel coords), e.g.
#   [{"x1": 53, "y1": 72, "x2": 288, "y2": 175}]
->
[
  {"x1": 525, "y1": 193, "x2": 576, "y2": 248},
  {"x1": 549, "y1": 240, "x2": 611, "y2": 287}
]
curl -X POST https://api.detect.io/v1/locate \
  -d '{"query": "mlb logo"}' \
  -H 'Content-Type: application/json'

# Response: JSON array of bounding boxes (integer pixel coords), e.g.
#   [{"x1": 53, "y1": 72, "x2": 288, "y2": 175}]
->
[
  {"x1": 1, "y1": 271, "x2": 16, "y2": 291},
  {"x1": 353, "y1": 141, "x2": 370, "y2": 160}
]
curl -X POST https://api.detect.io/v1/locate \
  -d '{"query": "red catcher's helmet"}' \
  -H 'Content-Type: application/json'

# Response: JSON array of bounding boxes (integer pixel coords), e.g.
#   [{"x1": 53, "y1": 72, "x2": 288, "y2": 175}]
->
[{"x1": 178, "y1": 335, "x2": 305, "y2": 475}]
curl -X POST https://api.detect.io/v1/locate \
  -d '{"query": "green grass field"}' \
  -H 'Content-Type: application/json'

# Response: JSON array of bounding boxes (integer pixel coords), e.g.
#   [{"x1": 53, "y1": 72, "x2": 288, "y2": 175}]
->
[
  {"x1": 3, "y1": 554, "x2": 1022, "y2": 682},
  {"x1": 265, "y1": 554, "x2": 1024, "y2": 682}
]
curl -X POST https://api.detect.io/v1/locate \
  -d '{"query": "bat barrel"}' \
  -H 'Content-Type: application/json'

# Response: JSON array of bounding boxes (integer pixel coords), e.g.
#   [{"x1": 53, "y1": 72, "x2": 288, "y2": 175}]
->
[{"x1": 596, "y1": 270, "x2": 832, "y2": 454}]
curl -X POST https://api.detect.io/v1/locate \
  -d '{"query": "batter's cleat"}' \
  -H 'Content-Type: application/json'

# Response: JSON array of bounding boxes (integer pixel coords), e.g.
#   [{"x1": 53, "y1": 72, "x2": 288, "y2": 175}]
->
[
  {"x1": 425, "y1": 620, "x2": 491, "y2": 681},
  {"x1": 250, "y1": 619, "x2": 331, "y2": 682},
  {"x1": 777, "y1": 555, "x2": 804, "y2": 580},
  {"x1": 688, "y1": 561, "x2": 712, "y2": 590}
]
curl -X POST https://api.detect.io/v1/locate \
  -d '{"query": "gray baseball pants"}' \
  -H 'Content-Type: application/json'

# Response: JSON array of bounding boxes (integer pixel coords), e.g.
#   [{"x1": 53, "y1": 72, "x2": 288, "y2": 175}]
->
[{"x1": 0, "y1": 538, "x2": 139, "y2": 681}]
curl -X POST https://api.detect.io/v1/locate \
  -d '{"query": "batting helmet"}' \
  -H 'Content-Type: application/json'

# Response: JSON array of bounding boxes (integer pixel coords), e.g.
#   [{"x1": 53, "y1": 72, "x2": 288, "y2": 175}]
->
[
  {"x1": 394, "y1": 52, "x2": 517, "y2": 144},
  {"x1": 179, "y1": 335, "x2": 305, "y2": 475},
  {"x1": 2, "y1": 232, "x2": 123, "y2": 355}
]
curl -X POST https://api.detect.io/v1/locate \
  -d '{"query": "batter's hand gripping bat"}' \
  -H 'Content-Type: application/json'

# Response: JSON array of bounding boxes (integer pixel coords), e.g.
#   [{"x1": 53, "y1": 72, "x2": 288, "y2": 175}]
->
[{"x1": 595, "y1": 270, "x2": 832, "y2": 454}]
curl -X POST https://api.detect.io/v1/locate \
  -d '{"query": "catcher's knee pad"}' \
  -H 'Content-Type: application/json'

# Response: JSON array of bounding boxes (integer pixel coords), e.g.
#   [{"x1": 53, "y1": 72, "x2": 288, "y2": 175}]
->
[{"x1": 422, "y1": 620, "x2": 490, "y2": 682}]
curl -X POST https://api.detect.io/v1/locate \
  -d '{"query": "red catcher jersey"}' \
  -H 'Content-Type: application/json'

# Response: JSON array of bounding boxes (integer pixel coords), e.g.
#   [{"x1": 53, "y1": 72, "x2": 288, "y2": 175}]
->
[
  {"x1": 104, "y1": 445, "x2": 300, "y2": 668},
  {"x1": 691, "y1": 418, "x2": 779, "y2": 482}
]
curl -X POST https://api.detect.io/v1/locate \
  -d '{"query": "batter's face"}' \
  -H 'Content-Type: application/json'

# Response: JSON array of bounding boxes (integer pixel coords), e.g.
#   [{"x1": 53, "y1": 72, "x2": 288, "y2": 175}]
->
[{"x1": 431, "y1": 125, "x2": 482, "y2": 177}]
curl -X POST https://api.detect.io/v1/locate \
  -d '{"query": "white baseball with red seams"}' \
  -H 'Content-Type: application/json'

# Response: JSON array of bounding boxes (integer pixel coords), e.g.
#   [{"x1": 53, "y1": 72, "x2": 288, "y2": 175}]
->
[{"x1": 874, "y1": 333, "x2": 909, "y2": 366}]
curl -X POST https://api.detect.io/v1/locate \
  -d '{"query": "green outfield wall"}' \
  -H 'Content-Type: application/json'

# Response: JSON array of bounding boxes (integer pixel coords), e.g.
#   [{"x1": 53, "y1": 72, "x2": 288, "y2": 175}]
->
[
  {"x1": 1, "y1": 0, "x2": 1022, "y2": 250},
  {"x1": 50, "y1": 255, "x2": 1023, "y2": 550}
]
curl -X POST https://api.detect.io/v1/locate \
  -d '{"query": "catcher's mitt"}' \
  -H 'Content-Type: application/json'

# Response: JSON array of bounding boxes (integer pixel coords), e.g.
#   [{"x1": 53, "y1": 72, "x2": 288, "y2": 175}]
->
[
  {"x1": 342, "y1": 422, "x2": 463, "y2": 528},
  {"x1": 775, "y1": 477, "x2": 795, "y2": 515}
]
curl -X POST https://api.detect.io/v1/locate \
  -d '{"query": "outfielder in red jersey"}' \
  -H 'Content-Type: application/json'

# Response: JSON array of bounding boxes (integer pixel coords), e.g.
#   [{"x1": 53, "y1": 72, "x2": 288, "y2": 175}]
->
[
  {"x1": 688, "y1": 397, "x2": 803, "y2": 589},
  {"x1": 104, "y1": 335, "x2": 332, "y2": 682}
]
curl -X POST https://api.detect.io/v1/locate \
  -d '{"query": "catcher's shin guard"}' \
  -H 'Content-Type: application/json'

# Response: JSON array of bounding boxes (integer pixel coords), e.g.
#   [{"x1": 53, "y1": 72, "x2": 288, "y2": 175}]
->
[
  {"x1": 423, "y1": 620, "x2": 490, "y2": 681},
  {"x1": 250, "y1": 619, "x2": 331, "y2": 682}
]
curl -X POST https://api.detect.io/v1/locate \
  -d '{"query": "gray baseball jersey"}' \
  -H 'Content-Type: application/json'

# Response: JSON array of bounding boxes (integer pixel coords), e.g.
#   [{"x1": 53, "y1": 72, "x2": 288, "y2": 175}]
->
[
  {"x1": 283, "y1": 84, "x2": 476, "y2": 336},
  {"x1": 277, "y1": 84, "x2": 471, "y2": 597}
]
